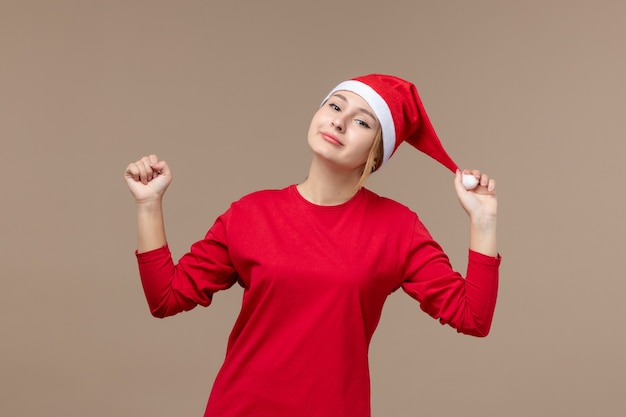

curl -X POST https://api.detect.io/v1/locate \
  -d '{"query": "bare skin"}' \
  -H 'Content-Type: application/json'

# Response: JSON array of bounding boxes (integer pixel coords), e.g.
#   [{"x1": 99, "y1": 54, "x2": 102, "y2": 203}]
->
[
  {"x1": 124, "y1": 154, "x2": 171, "y2": 253},
  {"x1": 297, "y1": 91, "x2": 379, "y2": 205},
  {"x1": 454, "y1": 168, "x2": 498, "y2": 257}
]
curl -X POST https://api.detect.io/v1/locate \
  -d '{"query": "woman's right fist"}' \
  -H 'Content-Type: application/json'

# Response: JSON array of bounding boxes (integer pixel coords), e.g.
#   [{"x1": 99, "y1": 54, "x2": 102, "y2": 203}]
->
[{"x1": 124, "y1": 154, "x2": 173, "y2": 203}]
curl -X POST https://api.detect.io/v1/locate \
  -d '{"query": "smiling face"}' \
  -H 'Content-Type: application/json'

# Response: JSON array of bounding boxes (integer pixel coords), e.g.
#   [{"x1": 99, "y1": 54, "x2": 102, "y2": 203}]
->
[{"x1": 307, "y1": 90, "x2": 381, "y2": 173}]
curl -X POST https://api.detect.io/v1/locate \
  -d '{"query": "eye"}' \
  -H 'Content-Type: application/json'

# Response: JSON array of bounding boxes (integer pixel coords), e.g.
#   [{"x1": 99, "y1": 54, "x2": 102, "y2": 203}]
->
[
  {"x1": 356, "y1": 119, "x2": 371, "y2": 129},
  {"x1": 328, "y1": 102, "x2": 340, "y2": 111}
]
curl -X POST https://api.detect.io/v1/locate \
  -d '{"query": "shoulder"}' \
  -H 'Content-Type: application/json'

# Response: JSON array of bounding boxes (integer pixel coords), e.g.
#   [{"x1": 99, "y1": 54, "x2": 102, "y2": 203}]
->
[
  {"x1": 360, "y1": 187, "x2": 418, "y2": 219},
  {"x1": 237, "y1": 186, "x2": 290, "y2": 202},
  {"x1": 210, "y1": 186, "x2": 291, "y2": 231},
  {"x1": 357, "y1": 188, "x2": 429, "y2": 237},
  {"x1": 359, "y1": 188, "x2": 436, "y2": 252},
  {"x1": 362, "y1": 188, "x2": 443, "y2": 247},
  {"x1": 228, "y1": 185, "x2": 292, "y2": 212}
]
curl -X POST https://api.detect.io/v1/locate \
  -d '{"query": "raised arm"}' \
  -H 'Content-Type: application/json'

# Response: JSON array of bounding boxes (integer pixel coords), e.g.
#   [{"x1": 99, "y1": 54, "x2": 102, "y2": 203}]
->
[
  {"x1": 124, "y1": 155, "x2": 238, "y2": 318},
  {"x1": 124, "y1": 154, "x2": 172, "y2": 253},
  {"x1": 400, "y1": 169, "x2": 499, "y2": 337},
  {"x1": 454, "y1": 169, "x2": 497, "y2": 257}
]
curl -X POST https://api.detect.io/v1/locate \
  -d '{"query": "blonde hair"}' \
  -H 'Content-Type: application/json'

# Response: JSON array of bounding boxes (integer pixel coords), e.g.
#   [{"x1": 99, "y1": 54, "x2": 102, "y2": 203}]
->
[{"x1": 356, "y1": 128, "x2": 384, "y2": 190}]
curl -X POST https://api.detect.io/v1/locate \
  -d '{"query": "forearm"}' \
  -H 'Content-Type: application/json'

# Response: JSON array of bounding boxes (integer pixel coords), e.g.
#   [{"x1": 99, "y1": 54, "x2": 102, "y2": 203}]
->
[
  {"x1": 136, "y1": 200, "x2": 167, "y2": 253},
  {"x1": 454, "y1": 169, "x2": 498, "y2": 257},
  {"x1": 469, "y1": 217, "x2": 497, "y2": 257}
]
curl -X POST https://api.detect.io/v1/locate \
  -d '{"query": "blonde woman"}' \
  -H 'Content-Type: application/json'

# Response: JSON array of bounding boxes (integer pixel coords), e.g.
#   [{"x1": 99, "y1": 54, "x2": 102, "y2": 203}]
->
[{"x1": 125, "y1": 74, "x2": 500, "y2": 417}]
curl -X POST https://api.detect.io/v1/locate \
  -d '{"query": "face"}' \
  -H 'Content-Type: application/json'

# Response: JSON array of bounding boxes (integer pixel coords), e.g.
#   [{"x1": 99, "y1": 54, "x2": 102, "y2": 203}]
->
[{"x1": 307, "y1": 90, "x2": 380, "y2": 172}]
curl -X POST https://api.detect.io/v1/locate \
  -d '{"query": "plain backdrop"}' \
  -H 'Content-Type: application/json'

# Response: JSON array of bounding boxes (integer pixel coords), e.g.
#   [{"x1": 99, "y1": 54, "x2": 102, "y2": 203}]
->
[{"x1": 2, "y1": 1, "x2": 625, "y2": 416}]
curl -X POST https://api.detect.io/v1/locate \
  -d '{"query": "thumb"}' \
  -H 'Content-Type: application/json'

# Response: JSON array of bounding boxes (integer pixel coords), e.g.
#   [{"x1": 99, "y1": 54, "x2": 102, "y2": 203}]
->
[{"x1": 453, "y1": 169, "x2": 467, "y2": 194}]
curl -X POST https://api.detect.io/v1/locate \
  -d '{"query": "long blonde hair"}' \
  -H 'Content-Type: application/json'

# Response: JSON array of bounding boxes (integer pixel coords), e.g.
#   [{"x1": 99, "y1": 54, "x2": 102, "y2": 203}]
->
[{"x1": 355, "y1": 128, "x2": 384, "y2": 190}]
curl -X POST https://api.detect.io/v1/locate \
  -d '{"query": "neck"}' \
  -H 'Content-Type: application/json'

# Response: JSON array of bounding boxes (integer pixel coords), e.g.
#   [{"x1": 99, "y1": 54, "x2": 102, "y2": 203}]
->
[{"x1": 297, "y1": 157, "x2": 363, "y2": 206}]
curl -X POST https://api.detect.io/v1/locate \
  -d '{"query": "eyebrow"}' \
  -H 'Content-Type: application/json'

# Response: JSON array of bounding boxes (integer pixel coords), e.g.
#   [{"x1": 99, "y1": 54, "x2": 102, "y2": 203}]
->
[{"x1": 332, "y1": 93, "x2": 378, "y2": 123}]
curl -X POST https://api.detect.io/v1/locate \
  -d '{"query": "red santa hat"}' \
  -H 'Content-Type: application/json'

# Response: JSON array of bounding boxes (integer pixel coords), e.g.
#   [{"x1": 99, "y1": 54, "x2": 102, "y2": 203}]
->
[{"x1": 323, "y1": 74, "x2": 459, "y2": 172}]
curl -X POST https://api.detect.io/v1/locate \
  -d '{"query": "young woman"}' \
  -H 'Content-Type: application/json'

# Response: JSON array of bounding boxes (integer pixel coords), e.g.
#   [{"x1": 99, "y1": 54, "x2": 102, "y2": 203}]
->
[{"x1": 125, "y1": 74, "x2": 500, "y2": 417}]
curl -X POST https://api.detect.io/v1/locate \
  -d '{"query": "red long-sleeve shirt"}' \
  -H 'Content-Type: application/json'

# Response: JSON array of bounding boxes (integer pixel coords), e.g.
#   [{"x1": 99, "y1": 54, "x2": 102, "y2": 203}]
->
[{"x1": 136, "y1": 185, "x2": 500, "y2": 417}]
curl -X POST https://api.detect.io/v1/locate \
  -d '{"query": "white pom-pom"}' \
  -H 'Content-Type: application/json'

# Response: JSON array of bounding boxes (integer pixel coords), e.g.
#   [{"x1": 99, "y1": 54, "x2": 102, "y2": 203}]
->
[{"x1": 462, "y1": 173, "x2": 479, "y2": 190}]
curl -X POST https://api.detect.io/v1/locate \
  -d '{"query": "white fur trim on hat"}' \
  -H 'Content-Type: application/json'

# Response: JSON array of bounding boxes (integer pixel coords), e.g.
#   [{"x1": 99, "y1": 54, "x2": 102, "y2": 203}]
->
[{"x1": 322, "y1": 80, "x2": 396, "y2": 166}]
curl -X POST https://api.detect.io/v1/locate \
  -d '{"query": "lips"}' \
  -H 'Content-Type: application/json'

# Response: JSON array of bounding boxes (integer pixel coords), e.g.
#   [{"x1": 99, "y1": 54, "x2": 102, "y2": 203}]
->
[{"x1": 320, "y1": 132, "x2": 343, "y2": 146}]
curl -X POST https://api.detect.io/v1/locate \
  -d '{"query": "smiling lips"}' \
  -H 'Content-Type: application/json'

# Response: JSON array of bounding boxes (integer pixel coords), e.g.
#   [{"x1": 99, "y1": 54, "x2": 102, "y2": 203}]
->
[{"x1": 321, "y1": 132, "x2": 344, "y2": 146}]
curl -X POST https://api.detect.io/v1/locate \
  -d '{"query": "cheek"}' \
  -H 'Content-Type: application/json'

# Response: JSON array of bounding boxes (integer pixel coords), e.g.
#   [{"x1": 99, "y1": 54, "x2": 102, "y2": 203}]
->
[
  {"x1": 355, "y1": 132, "x2": 376, "y2": 156},
  {"x1": 306, "y1": 119, "x2": 320, "y2": 146},
  {"x1": 307, "y1": 110, "x2": 324, "y2": 132}
]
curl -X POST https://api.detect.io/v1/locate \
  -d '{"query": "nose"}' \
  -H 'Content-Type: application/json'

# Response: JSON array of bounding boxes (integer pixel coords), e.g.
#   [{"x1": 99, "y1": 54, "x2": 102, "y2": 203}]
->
[{"x1": 331, "y1": 118, "x2": 344, "y2": 132}]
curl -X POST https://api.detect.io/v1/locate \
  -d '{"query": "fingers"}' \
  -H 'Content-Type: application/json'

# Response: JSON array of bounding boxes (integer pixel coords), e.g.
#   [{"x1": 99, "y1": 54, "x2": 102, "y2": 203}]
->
[
  {"x1": 459, "y1": 169, "x2": 496, "y2": 193},
  {"x1": 125, "y1": 154, "x2": 166, "y2": 185},
  {"x1": 149, "y1": 154, "x2": 159, "y2": 180}
]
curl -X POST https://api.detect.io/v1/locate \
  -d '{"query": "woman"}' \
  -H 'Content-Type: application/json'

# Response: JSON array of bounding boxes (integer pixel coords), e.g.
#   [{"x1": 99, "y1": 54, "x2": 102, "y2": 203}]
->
[{"x1": 125, "y1": 74, "x2": 500, "y2": 417}]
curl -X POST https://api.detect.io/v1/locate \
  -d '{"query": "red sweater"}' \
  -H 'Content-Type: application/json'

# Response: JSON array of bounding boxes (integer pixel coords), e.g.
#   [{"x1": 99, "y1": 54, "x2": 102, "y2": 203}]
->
[{"x1": 136, "y1": 185, "x2": 500, "y2": 417}]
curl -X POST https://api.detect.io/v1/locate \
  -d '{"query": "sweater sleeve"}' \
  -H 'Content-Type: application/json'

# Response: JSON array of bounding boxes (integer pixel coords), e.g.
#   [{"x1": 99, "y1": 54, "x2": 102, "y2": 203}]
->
[
  {"x1": 135, "y1": 211, "x2": 239, "y2": 318},
  {"x1": 401, "y1": 218, "x2": 501, "y2": 337}
]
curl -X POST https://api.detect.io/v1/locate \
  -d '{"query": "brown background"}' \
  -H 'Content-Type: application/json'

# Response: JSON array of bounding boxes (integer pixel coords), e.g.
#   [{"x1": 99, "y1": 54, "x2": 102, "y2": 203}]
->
[{"x1": 2, "y1": 1, "x2": 625, "y2": 416}]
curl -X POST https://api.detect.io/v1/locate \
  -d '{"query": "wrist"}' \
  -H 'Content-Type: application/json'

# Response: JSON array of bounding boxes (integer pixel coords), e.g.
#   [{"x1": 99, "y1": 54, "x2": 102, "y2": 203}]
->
[
  {"x1": 469, "y1": 217, "x2": 497, "y2": 257},
  {"x1": 136, "y1": 198, "x2": 163, "y2": 212},
  {"x1": 469, "y1": 213, "x2": 497, "y2": 233}
]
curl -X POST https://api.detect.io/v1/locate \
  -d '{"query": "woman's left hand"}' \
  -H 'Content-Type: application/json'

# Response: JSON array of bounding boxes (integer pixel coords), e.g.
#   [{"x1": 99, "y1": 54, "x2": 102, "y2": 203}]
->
[{"x1": 454, "y1": 169, "x2": 498, "y2": 224}]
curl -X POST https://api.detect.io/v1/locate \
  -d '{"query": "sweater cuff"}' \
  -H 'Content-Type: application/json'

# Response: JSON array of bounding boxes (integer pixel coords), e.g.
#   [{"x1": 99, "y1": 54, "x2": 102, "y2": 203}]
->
[
  {"x1": 135, "y1": 244, "x2": 171, "y2": 263},
  {"x1": 468, "y1": 249, "x2": 502, "y2": 266}
]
